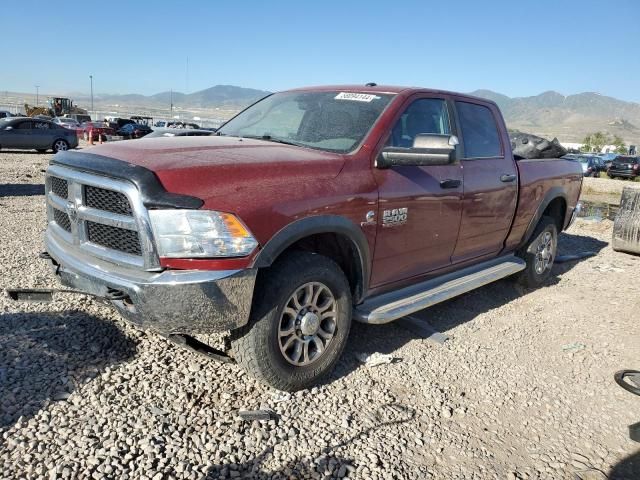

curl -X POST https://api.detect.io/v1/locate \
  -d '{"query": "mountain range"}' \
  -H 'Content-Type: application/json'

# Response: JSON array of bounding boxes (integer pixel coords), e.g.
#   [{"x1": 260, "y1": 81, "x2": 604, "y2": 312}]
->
[{"x1": 469, "y1": 89, "x2": 640, "y2": 145}]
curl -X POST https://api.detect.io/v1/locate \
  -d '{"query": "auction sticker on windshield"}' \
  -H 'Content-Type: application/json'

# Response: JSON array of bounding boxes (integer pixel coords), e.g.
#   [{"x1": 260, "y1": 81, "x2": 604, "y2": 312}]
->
[{"x1": 335, "y1": 92, "x2": 381, "y2": 102}]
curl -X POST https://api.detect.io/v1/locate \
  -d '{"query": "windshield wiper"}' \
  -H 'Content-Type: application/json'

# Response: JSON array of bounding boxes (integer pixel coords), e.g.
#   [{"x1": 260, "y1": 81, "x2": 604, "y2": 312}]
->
[{"x1": 241, "y1": 134, "x2": 301, "y2": 147}]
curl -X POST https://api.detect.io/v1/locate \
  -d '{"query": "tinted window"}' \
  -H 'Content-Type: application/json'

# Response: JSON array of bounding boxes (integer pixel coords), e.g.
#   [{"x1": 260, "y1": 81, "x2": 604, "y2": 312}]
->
[
  {"x1": 16, "y1": 121, "x2": 32, "y2": 130},
  {"x1": 456, "y1": 102, "x2": 502, "y2": 158},
  {"x1": 387, "y1": 98, "x2": 450, "y2": 148},
  {"x1": 34, "y1": 121, "x2": 50, "y2": 130}
]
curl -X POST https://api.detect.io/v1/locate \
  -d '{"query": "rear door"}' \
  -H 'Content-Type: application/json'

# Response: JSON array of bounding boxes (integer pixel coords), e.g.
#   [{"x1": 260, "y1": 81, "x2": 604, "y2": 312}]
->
[
  {"x1": 451, "y1": 99, "x2": 517, "y2": 263},
  {"x1": 32, "y1": 120, "x2": 55, "y2": 149},
  {"x1": 370, "y1": 95, "x2": 463, "y2": 287}
]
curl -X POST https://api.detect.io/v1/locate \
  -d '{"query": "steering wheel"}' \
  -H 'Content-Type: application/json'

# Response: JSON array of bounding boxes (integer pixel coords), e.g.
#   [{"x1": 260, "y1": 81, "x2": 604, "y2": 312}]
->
[{"x1": 614, "y1": 370, "x2": 640, "y2": 396}]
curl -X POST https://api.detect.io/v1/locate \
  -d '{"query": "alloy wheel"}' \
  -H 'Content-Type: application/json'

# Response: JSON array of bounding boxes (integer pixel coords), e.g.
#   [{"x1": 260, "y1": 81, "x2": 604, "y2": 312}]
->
[{"x1": 278, "y1": 282, "x2": 338, "y2": 366}]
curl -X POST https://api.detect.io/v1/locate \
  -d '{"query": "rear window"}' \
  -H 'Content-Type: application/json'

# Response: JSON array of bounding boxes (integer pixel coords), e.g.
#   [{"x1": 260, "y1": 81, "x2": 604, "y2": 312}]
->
[
  {"x1": 456, "y1": 101, "x2": 502, "y2": 159},
  {"x1": 615, "y1": 157, "x2": 638, "y2": 164}
]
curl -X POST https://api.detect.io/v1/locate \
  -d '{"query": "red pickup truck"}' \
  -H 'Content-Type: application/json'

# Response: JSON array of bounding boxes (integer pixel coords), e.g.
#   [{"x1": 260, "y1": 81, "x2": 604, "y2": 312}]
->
[{"x1": 40, "y1": 85, "x2": 582, "y2": 390}]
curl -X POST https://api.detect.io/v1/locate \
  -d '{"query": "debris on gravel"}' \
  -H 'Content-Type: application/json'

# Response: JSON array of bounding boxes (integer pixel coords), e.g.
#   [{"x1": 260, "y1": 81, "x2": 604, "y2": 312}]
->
[{"x1": 1, "y1": 151, "x2": 639, "y2": 479}]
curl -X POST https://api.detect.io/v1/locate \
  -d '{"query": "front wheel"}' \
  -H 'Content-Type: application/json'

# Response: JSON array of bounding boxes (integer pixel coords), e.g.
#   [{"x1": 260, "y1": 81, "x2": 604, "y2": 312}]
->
[
  {"x1": 230, "y1": 251, "x2": 352, "y2": 391},
  {"x1": 515, "y1": 215, "x2": 558, "y2": 288},
  {"x1": 52, "y1": 139, "x2": 69, "y2": 152}
]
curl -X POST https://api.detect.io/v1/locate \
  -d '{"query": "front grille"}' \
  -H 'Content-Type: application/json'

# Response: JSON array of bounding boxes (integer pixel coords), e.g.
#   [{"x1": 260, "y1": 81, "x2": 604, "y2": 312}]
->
[
  {"x1": 87, "y1": 221, "x2": 142, "y2": 256},
  {"x1": 46, "y1": 166, "x2": 157, "y2": 268},
  {"x1": 51, "y1": 177, "x2": 68, "y2": 199},
  {"x1": 53, "y1": 209, "x2": 71, "y2": 232},
  {"x1": 85, "y1": 185, "x2": 133, "y2": 216}
]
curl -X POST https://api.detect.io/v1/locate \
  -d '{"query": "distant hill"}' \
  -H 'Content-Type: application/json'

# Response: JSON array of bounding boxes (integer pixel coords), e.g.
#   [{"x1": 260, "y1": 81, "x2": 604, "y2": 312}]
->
[
  {"x1": 470, "y1": 89, "x2": 640, "y2": 145},
  {"x1": 91, "y1": 85, "x2": 270, "y2": 109}
]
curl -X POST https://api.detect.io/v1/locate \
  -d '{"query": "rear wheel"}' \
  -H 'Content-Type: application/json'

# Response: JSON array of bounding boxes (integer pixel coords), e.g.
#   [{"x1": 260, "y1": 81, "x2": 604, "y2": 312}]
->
[
  {"x1": 52, "y1": 139, "x2": 69, "y2": 152},
  {"x1": 231, "y1": 251, "x2": 352, "y2": 391},
  {"x1": 516, "y1": 216, "x2": 558, "y2": 288}
]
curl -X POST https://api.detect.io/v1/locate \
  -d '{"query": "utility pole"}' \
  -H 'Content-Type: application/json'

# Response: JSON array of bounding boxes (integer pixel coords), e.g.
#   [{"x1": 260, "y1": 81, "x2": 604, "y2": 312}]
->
[
  {"x1": 35, "y1": 85, "x2": 40, "y2": 106},
  {"x1": 89, "y1": 75, "x2": 94, "y2": 116},
  {"x1": 170, "y1": 89, "x2": 173, "y2": 117}
]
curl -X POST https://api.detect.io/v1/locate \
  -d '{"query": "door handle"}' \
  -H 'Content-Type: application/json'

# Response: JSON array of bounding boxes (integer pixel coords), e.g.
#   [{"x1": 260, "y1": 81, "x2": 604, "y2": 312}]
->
[
  {"x1": 500, "y1": 174, "x2": 517, "y2": 183},
  {"x1": 439, "y1": 179, "x2": 461, "y2": 189}
]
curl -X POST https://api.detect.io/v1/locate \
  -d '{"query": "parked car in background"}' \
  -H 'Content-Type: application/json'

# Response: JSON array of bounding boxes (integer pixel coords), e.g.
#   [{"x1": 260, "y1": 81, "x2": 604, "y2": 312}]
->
[
  {"x1": 578, "y1": 155, "x2": 603, "y2": 177},
  {"x1": 130, "y1": 116, "x2": 153, "y2": 126},
  {"x1": 154, "y1": 120, "x2": 200, "y2": 129},
  {"x1": 0, "y1": 117, "x2": 78, "y2": 152},
  {"x1": 68, "y1": 113, "x2": 92, "y2": 124},
  {"x1": 0, "y1": 110, "x2": 13, "y2": 119},
  {"x1": 145, "y1": 128, "x2": 215, "y2": 138},
  {"x1": 117, "y1": 123, "x2": 152, "y2": 139},
  {"x1": 608, "y1": 156, "x2": 639, "y2": 180},
  {"x1": 53, "y1": 117, "x2": 80, "y2": 128},
  {"x1": 82, "y1": 121, "x2": 115, "y2": 141},
  {"x1": 106, "y1": 118, "x2": 135, "y2": 131},
  {"x1": 598, "y1": 152, "x2": 618, "y2": 170},
  {"x1": 53, "y1": 117, "x2": 84, "y2": 137}
]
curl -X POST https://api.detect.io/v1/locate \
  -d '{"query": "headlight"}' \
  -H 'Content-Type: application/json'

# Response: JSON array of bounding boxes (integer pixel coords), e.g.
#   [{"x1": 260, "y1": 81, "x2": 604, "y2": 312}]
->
[{"x1": 148, "y1": 210, "x2": 258, "y2": 258}]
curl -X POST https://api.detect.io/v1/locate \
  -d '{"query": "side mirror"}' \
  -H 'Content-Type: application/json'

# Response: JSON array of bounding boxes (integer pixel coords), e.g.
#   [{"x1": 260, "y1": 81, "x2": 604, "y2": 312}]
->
[{"x1": 376, "y1": 134, "x2": 459, "y2": 169}]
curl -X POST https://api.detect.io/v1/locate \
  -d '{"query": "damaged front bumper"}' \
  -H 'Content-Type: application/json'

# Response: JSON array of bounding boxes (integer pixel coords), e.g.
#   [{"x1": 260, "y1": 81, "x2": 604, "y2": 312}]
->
[{"x1": 45, "y1": 232, "x2": 257, "y2": 335}]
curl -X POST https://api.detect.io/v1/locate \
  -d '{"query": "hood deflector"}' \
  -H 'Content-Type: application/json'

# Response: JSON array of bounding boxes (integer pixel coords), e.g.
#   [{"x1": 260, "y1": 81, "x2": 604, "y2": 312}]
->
[{"x1": 51, "y1": 151, "x2": 204, "y2": 209}]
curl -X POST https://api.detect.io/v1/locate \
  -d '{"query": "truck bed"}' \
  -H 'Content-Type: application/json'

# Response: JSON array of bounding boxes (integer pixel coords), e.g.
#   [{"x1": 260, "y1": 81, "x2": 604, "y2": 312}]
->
[{"x1": 505, "y1": 157, "x2": 583, "y2": 251}]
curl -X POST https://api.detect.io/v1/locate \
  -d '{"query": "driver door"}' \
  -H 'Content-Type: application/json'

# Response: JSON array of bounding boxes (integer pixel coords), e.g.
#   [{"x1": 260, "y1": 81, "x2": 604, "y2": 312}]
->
[
  {"x1": 370, "y1": 95, "x2": 463, "y2": 288},
  {"x1": 3, "y1": 120, "x2": 33, "y2": 148}
]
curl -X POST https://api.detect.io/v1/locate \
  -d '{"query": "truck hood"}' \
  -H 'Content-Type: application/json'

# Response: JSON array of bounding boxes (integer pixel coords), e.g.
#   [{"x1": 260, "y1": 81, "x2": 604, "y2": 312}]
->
[{"x1": 83, "y1": 136, "x2": 346, "y2": 201}]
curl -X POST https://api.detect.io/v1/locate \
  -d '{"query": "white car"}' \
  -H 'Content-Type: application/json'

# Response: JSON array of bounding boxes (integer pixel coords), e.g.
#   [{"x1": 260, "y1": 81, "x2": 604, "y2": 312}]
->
[{"x1": 52, "y1": 117, "x2": 81, "y2": 129}]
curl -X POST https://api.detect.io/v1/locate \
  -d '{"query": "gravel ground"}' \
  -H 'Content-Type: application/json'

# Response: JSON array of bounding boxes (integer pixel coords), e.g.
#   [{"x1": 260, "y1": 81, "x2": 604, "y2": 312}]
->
[{"x1": 1, "y1": 149, "x2": 639, "y2": 480}]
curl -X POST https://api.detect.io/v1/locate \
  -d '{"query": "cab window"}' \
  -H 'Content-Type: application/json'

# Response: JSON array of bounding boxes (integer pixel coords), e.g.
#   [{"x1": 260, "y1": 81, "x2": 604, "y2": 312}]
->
[
  {"x1": 387, "y1": 98, "x2": 450, "y2": 148},
  {"x1": 456, "y1": 101, "x2": 502, "y2": 158}
]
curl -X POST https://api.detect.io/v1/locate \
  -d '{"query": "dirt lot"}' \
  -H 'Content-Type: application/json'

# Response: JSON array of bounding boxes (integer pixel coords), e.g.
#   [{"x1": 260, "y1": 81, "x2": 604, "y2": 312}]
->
[{"x1": 1, "y1": 149, "x2": 639, "y2": 480}]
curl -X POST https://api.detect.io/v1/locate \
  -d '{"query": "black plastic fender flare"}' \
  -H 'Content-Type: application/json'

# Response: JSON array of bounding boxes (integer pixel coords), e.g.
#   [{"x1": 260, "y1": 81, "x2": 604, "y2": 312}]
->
[
  {"x1": 519, "y1": 186, "x2": 568, "y2": 249},
  {"x1": 253, "y1": 215, "x2": 371, "y2": 303}
]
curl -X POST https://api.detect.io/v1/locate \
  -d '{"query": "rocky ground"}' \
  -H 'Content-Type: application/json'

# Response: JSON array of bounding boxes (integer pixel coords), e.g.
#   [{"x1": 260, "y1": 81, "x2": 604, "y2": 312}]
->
[{"x1": 1, "y1": 149, "x2": 639, "y2": 479}]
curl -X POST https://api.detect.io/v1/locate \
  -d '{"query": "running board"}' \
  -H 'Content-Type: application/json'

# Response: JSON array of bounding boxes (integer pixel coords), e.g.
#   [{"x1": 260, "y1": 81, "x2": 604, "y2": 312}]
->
[{"x1": 354, "y1": 255, "x2": 526, "y2": 324}]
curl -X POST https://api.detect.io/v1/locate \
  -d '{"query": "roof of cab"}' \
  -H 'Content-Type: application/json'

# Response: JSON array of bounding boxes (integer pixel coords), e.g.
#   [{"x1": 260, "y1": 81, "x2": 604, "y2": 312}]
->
[{"x1": 281, "y1": 84, "x2": 499, "y2": 106}]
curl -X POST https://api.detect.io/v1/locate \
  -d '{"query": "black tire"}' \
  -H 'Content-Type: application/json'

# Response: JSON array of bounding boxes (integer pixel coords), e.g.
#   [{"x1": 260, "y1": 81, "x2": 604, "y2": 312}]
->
[
  {"x1": 515, "y1": 215, "x2": 558, "y2": 288},
  {"x1": 231, "y1": 251, "x2": 352, "y2": 391}
]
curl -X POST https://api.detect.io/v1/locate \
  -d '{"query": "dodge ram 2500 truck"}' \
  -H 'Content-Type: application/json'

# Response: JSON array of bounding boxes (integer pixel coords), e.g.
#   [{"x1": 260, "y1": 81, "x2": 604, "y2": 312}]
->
[{"x1": 38, "y1": 85, "x2": 582, "y2": 391}]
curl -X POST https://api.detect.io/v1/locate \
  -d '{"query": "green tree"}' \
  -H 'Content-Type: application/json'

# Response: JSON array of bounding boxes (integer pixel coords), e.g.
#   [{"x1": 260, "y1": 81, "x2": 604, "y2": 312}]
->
[
  {"x1": 581, "y1": 132, "x2": 627, "y2": 154},
  {"x1": 612, "y1": 135, "x2": 628, "y2": 154}
]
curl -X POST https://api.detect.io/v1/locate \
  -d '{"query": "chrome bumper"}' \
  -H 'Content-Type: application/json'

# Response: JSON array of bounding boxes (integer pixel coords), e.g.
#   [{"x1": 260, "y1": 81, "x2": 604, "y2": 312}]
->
[{"x1": 45, "y1": 232, "x2": 257, "y2": 334}]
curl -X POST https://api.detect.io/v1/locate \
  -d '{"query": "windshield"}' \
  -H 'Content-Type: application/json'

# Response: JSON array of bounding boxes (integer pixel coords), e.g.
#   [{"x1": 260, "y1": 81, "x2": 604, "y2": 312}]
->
[{"x1": 218, "y1": 91, "x2": 394, "y2": 153}]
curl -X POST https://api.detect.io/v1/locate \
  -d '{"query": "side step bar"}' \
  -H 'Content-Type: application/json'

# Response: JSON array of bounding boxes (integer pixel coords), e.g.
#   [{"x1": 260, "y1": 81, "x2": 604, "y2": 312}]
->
[{"x1": 354, "y1": 255, "x2": 526, "y2": 324}]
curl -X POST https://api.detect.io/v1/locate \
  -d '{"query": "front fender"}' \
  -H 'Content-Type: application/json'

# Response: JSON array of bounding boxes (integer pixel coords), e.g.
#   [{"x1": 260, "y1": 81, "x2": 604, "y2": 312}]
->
[{"x1": 253, "y1": 215, "x2": 371, "y2": 301}]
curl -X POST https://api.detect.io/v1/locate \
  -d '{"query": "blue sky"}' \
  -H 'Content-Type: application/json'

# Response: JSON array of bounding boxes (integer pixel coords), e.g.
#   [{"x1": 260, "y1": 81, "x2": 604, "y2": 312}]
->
[{"x1": 2, "y1": 0, "x2": 639, "y2": 101}]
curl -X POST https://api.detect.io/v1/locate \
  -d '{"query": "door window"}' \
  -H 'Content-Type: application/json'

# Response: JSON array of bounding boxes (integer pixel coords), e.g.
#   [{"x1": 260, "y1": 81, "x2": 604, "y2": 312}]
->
[
  {"x1": 34, "y1": 121, "x2": 50, "y2": 130},
  {"x1": 387, "y1": 98, "x2": 450, "y2": 148},
  {"x1": 15, "y1": 121, "x2": 33, "y2": 130},
  {"x1": 456, "y1": 102, "x2": 502, "y2": 158}
]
